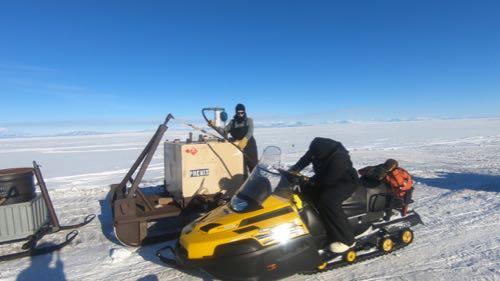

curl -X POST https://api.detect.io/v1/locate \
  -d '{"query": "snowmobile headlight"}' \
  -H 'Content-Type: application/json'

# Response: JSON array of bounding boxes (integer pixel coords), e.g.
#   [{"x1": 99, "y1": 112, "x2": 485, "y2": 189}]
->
[
  {"x1": 271, "y1": 223, "x2": 295, "y2": 244},
  {"x1": 256, "y1": 222, "x2": 306, "y2": 245},
  {"x1": 230, "y1": 196, "x2": 249, "y2": 212}
]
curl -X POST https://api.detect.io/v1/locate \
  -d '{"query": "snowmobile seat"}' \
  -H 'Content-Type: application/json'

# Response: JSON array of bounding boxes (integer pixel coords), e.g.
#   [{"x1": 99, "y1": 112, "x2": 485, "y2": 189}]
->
[
  {"x1": 363, "y1": 180, "x2": 391, "y2": 212},
  {"x1": 339, "y1": 179, "x2": 391, "y2": 236},
  {"x1": 360, "y1": 176, "x2": 381, "y2": 188},
  {"x1": 341, "y1": 184, "x2": 367, "y2": 218}
]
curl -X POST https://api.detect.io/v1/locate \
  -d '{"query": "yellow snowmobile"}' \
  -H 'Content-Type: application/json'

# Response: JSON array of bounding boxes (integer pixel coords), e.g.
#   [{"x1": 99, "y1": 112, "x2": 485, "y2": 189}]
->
[{"x1": 157, "y1": 146, "x2": 422, "y2": 280}]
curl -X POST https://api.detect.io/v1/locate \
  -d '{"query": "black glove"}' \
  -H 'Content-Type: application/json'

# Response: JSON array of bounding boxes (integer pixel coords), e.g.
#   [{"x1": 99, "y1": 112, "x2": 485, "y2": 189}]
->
[{"x1": 286, "y1": 169, "x2": 311, "y2": 186}]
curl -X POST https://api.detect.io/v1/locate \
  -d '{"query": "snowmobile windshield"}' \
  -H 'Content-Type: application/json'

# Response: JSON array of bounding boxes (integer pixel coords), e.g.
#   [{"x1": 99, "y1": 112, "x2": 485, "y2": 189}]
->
[{"x1": 231, "y1": 146, "x2": 290, "y2": 212}]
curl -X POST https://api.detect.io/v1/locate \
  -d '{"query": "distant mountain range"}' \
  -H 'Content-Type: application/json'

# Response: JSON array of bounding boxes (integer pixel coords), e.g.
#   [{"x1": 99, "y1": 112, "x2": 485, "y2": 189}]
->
[
  {"x1": 0, "y1": 130, "x2": 106, "y2": 139},
  {"x1": 2, "y1": 116, "x2": 499, "y2": 139}
]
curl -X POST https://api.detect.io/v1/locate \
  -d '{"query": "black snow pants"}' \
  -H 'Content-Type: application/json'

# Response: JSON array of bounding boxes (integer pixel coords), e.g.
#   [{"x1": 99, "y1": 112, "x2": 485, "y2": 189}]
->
[
  {"x1": 315, "y1": 184, "x2": 356, "y2": 245},
  {"x1": 243, "y1": 137, "x2": 258, "y2": 173}
]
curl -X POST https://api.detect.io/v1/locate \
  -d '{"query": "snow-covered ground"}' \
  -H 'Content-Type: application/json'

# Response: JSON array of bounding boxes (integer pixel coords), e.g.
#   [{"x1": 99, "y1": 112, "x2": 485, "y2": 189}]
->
[{"x1": 0, "y1": 118, "x2": 499, "y2": 281}]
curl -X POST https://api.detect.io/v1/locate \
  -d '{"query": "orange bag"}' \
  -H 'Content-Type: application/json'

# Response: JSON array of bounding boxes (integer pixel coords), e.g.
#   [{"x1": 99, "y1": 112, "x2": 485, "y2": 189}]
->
[{"x1": 385, "y1": 167, "x2": 413, "y2": 197}]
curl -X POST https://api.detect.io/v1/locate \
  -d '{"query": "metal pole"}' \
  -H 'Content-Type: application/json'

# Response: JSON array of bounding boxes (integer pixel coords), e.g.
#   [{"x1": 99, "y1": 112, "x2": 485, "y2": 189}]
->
[
  {"x1": 127, "y1": 115, "x2": 174, "y2": 211},
  {"x1": 118, "y1": 115, "x2": 174, "y2": 189},
  {"x1": 33, "y1": 161, "x2": 61, "y2": 230},
  {"x1": 118, "y1": 129, "x2": 159, "y2": 188}
]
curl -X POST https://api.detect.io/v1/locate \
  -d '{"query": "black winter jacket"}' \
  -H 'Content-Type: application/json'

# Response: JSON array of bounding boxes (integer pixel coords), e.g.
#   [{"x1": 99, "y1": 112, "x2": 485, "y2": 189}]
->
[{"x1": 290, "y1": 137, "x2": 359, "y2": 189}]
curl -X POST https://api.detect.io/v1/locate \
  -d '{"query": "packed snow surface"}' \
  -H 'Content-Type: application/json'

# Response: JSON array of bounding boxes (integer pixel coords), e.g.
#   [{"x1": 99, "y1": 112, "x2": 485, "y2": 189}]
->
[{"x1": 0, "y1": 118, "x2": 499, "y2": 280}]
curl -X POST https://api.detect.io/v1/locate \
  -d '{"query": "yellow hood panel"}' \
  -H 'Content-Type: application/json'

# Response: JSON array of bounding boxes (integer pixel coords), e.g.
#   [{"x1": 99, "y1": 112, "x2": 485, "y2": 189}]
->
[{"x1": 179, "y1": 194, "x2": 307, "y2": 259}]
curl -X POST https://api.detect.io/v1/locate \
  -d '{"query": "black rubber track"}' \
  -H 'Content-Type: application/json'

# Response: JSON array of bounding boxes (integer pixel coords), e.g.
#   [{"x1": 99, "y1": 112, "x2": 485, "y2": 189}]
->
[{"x1": 300, "y1": 241, "x2": 409, "y2": 275}]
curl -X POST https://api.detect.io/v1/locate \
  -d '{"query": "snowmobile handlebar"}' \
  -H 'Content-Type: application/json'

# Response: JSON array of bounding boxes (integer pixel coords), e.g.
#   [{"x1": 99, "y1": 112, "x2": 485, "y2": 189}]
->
[{"x1": 278, "y1": 169, "x2": 311, "y2": 186}]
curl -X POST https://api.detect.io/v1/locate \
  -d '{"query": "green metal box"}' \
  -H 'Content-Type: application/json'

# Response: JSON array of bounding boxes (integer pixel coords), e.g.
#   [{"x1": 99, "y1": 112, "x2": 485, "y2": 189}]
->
[{"x1": 0, "y1": 194, "x2": 49, "y2": 243}]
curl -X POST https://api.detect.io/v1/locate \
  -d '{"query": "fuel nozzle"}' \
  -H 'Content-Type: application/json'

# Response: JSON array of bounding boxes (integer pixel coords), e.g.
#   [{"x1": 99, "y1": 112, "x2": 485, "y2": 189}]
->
[{"x1": 202, "y1": 107, "x2": 228, "y2": 128}]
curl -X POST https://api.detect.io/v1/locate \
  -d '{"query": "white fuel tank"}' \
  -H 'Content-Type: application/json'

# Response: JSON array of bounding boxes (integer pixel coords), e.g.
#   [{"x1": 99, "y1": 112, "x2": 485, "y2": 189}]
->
[{"x1": 164, "y1": 139, "x2": 245, "y2": 201}]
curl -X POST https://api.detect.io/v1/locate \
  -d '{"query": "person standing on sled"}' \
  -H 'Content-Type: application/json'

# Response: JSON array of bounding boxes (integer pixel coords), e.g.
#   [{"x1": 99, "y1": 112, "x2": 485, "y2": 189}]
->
[
  {"x1": 289, "y1": 137, "x2": 358, "y2": 253},
  {"x1": 212, "y1": 103, "x2": 258, "y2": 173}
]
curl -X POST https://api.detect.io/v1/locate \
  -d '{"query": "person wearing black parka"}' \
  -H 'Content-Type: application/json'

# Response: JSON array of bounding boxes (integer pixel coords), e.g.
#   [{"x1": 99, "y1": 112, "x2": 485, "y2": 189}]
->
[{"x1": 289, "y1": 137, "x2": 359, "y2": 253}]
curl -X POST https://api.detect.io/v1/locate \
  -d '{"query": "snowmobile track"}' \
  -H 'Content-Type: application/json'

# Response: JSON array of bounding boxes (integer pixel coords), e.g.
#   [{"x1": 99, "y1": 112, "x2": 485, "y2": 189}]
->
[{"x1": 300, "y1": 242, "x2": 410, "y2": 275}]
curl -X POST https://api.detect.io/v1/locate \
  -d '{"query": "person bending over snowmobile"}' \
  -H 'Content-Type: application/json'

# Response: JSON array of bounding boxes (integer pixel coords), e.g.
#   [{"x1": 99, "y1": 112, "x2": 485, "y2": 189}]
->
[
  {"x1": 289, "y1": 137, "x2": 358, "y2": 253},
  {"x1": 212, "y1": 103, "x2": 258, "y2": 173}
]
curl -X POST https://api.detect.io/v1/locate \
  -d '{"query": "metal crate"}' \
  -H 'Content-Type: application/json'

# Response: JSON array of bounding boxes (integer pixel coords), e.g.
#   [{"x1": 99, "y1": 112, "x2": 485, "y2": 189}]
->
[{"x1": 0, "y1": 194, "x2": 49, "y2": 243}]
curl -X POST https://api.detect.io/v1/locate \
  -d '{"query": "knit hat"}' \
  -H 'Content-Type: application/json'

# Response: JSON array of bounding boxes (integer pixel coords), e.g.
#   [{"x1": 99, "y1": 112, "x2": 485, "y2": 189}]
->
[{"x1": 235, "y1": 103, "x2": 246, "y2": 112}]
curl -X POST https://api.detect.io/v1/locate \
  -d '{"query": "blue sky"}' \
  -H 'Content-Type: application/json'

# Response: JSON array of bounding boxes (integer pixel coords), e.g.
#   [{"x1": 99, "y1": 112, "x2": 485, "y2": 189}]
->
[{"x1": 1, "y1": 1, "x2": 499, "y2": 133}]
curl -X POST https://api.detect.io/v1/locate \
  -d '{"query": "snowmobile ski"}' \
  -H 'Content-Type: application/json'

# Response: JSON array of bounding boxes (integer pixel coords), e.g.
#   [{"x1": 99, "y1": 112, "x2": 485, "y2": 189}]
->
[
  {"x1": 17, "y1": 214, "x2": 95, "y2": 251},
  {"x1": 0, "y1": 230, "x2": 78, "y2": 262},
  {"x1": 58, "y1": 214, "x2": 96, "y2": 231},
  {"x1": 156, "y1": 245, "x2": 187, "y2": 270}
]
